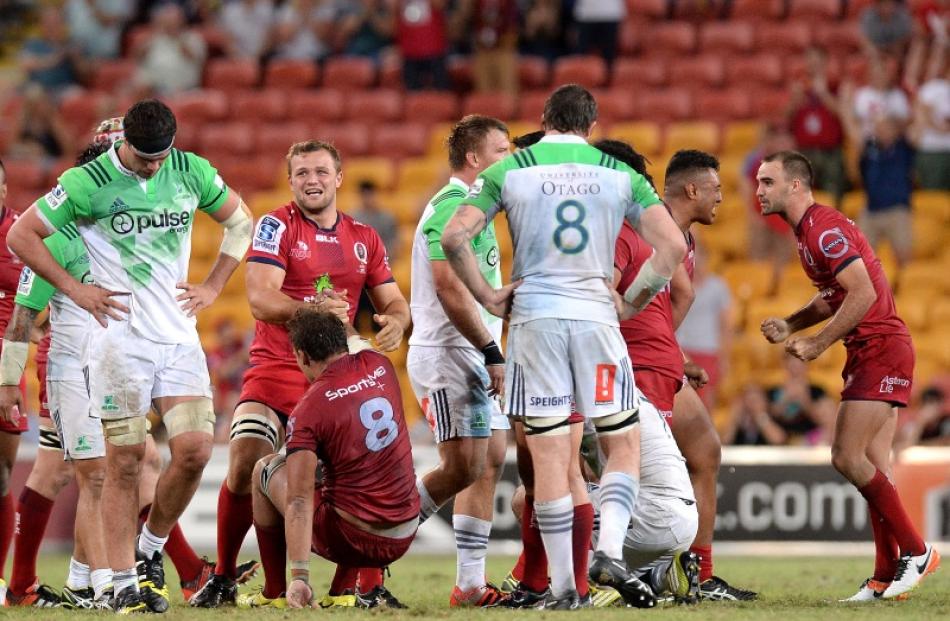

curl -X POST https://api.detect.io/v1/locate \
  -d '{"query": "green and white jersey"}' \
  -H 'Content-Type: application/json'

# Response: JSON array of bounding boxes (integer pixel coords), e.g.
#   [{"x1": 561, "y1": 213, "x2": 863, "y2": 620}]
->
[
  {"x1": 34, "y1": 143, "x2": 229, "y2": 344},
  {"x1": 464, "y1": 135, "x2": 662, "y2": 327},
  {"x1": 15, "y1": 224, "x2": 91, "y2": 375},
  {"x1": 409, "y1": 177, "x2": 503, "y2": 348}
]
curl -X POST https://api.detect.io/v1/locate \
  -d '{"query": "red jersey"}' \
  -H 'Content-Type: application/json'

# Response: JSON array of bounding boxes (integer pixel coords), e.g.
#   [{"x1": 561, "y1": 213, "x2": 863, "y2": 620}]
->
[
  {"x1": 246, "y1": 204, "x2": 393, "y2": 365},
  {"x1": 794, "y1": 203, "x2": 909, "y2": 347},
  {"x1": 36, "y1": 330, "x2": 51, "y2": 367},
  {"x1": 614, "y1": 222, "x2": 684, "y2": 382},
  {"x1": 396, "y1": 0, "x2": 448, "y2": 59},
  {"x1": 0, "y1": 207, "x2": 23, "y2": 335},
  {"x1": 285, "y1": 351, "x2": 419, "y2": 525}
]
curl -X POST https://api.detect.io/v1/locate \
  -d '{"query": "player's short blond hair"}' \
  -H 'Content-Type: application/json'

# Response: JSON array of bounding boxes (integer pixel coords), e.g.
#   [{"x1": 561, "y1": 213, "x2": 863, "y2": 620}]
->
[{"x1": 286, "y1": 140, "x2": 342, "y2": 175}]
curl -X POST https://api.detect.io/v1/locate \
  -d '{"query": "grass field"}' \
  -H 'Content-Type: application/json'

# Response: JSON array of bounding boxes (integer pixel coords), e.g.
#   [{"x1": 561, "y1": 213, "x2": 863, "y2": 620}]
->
[{"x1": 4, "y1": 553, "x2": 948, "y2": 618}]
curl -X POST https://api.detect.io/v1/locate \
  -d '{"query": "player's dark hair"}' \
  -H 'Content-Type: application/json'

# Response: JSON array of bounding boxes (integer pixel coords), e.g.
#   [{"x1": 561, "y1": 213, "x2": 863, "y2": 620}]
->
[
  {"x1": 593, "y1": 139, "x2": 655, "y2": 190},
  {"x1": 512, "y1": 131, "x2": 545, "y2": 150},
  {"x1": 123, "y1": 99, "x2": 177, "y2": 154},
  {"x1": 286, "y1": 140, "x2": 342, "y2": 175},
  {"x1": 288, "y1": 309, "x2": 348, "y2": 363},
  {"x1": 542, "y1": 84, "x2": 597, "y2": 135},
  {"x1": 76, "y1": 141, "x2": 111, "y2": 166},
  {"x1": 762, "y1": 150, "x2": 813, "y2": 188},
  {"x1": 446, "y1": 115, "x2": 508, "y2": 171},
  {"x1": 665, "y1": 150, "x2": 719, "y2": 182}
]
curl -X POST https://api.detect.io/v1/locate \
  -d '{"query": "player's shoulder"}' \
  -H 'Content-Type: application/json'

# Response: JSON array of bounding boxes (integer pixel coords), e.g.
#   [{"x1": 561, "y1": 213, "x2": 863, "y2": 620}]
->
[
  {"x1": 168, "y1": 148, "x2": 212, "y2": 174},
  {"x1": 63, "y1": 154, "x2": 113, "y2": 192},
  {"x1": 803, "y1": 203, "x2": 852, "y2": 234},
  {"x1": 341, "y1": 211, "x2": 383, "y2": 241},
  {"x1": 262, "y1": 202, "x2": 295, "y2": 223},
  {"x1": 428, "y1": 182, "x2": 468, "y2": 209}
]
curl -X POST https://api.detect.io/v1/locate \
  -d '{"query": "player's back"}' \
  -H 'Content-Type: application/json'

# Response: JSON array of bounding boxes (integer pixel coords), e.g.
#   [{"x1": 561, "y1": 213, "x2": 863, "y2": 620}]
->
[
  {"x1": 291, "y1": 350, "x2": 419, "y2": 526},
  {"x1": 467, "y1": 135, "x2": 661, "y2": 326}
]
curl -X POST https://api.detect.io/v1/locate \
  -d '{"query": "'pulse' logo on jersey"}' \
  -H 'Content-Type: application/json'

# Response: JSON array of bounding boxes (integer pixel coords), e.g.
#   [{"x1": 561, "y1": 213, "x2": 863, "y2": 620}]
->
[{"x1": 111, "y1": 209, "x2": 191, "y2": 235}]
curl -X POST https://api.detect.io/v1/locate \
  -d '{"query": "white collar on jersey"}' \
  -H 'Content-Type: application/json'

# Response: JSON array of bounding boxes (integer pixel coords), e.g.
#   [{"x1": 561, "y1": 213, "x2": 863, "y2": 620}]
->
[
  {"x1": 108, "y1": 142, "x2": 138, "y2": 179},
  {"x1": 448, "y1": 176, "x2": 469, "y2": 190},
  {"x1": 540, "y1": 134, "x2": 588, "y2": 145}
]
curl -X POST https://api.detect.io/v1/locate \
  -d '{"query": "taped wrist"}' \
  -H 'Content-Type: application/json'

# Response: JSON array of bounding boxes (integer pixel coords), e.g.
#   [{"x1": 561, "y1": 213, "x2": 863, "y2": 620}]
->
[
  {"x1": 219, "y1": 203, "x2": 253, "y2": 261},
  {"x1": 622, "y1": 257, "x2": 672, "y2": 312},
  {"x1": 480, "y1": 341, "x2": 504, "y2": 366},
  {"x1": 0, "y1": 340, "x2": 29, "y2": 385}
]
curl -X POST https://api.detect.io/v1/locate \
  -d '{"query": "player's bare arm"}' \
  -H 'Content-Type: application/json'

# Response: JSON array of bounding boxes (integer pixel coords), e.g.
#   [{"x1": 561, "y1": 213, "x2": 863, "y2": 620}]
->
[
  {"x1": 761, "y1": 293, "x2": 834, "y2": 344},
  {"x1": 786, "y1": 259, "x2": 876, "y2": 362},
  {"x1": 442, "y1": 205, "x2": 521, "y2": 319},
  {"x1": 624, "y1": 205, "x2": 688, "y2": 312},
  {"x1": 8, "y1": 206, "x2": 128, "y2": 327},
  {"x1": 176, "y1": 192, "x2": 252, "y2": 316},
  {"x1": 246, "y1": 262, "x2": 349, "y2": 325},
  {"x1": 285, "y1": 448, "x2": 318, "y2": 608},
  {"x1": 367, "y1": 281, "x2": 410, "y2": 352},
  {"x1": 669, "y1": 263, "x2": 695, "y2": 330},
  {"x1": 0, "y1": 304, "x2": 39, "y2": 424}
]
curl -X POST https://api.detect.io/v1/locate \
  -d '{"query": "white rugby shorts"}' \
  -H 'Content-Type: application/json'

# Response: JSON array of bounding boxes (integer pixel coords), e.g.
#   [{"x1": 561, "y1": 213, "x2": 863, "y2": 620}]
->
[{"x1": 47, "y1": 363, "x2": 104, "y2": 460}]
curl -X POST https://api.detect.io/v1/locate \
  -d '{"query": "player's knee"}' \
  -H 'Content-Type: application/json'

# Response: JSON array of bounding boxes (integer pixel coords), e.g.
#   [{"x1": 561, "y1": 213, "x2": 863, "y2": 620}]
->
[
  {"x1": 444, "y1": 452, "x2": 482, "y2": 490},
  {"x1": 76, "y1": 463, "x2": 107, "y2": 496},
  {"x1": 229, "y1": 412, "x2": 280, "y2": 451},
  {"x1": 50, "y1": 461, "x2": 75, "y2": 493},
  {"x1": 103, "y1": 416, "x2": 148, "y2": 448},
  {"x1": 256, "y1": 453, "x2": 286, "y2": 504},
  {"x1": 172, "y1": 440, "x2": 212, "y2": 476},
  {"x1": 164, "y1": 399, "x2": 215, "y2": 440},
  {"x1": 830, "y1": 444, "x2": 861, "y2": 479},
  {"x1": 511, "y1": 485, "x2": 526, "y2": 521}
]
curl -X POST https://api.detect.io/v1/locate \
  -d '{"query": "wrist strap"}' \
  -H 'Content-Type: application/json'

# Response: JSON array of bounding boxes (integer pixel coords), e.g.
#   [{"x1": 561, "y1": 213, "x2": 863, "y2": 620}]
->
[
  {"x1": 0, "y1": 340, "x2": 29, "y2": 386},
  {"x1": 480, "y1": 341, "x2": 504, "y2": 366}
]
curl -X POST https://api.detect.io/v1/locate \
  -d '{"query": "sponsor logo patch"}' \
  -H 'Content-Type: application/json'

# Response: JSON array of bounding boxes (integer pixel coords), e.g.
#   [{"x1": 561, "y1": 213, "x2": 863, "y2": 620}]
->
[
  {"x1": 44, "y1": 184, "x2": 67, "y2": 210},
  {"x1": 252, "y1": 215, "x2": 284, "y2": 254},
  {"x1": 818, "y1": 228, "x2": 849, "y2": 259}
]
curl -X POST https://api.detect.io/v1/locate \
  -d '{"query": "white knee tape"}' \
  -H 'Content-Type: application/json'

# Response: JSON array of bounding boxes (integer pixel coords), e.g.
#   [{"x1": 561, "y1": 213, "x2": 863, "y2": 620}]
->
[
  {"x1": 163, "y1": 399, "x2": 215, "y2": 438},
  {"x1": 258, "y1": 453, "x2": 286, "y2": 502},
  {"x1": 102, "y1": 417, "x2": 148, "y2": 446},
  {"x1": 523, "y1": 415, "x2": 573, "y2": 436},
  {"x1": 593, "y1": 408, "x2": 640, "y2": 436},
  {"x1": 229, "y1": 413, "x2": 280, "y2": 449}
]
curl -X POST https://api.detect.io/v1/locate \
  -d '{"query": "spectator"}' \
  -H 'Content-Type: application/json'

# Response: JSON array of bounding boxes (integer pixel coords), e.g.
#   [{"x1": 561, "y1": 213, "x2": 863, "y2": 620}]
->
[
  {"x1": 65, "y1": 0, "x2": 134, "y2": 60},
  {"x1": 395, "y1": 0, "x2": 450, "y2": 90},
  {"x1": 764, "y1": 355, "x2": 836, "y2": 446},
  {"x1": 845, "y1": 55, "x2": 911, "y2": 141},
  {"x1": 206, "y1": 317, "x2": 250, "y2": 443},
  {"x1": 217, "y1": 0, "x2": 275, "y2": 59},
  {"x1": 721, "y1": 384, "x2": 780, "y2": 446},
  {"x1": 520, "y1": 0, "x2": 564, "y2": 62},
  {"x1": 457, "y1": 0, "x2": 520, "y2": 96},
  {"x1": 7, "y1": 82, "x2": 73, "y2": 163},
  {"x1": 349, "y1": 179, "x2": 399, "y2": 261},
  {"x1": 18, "y1": 7, "x2": 83, "y2": 97},
  {"x1": 896, "y1": 381, "x2": 950, "y2": 450},
  {"x1": 787, "y1": 47, "x2": 848, "y2": 206},
  {"x1": 904, "y1": 0, "x2": 948, "y2": 90},
  {"x1": 336, "y1": 0, "x2": 395, "y2": 60},
  {"x1": 909, "y1": 63, "x2": 950, "y2": 189},
  {"x1": 572, "y1": 0, "x2": 625, "y2": 69},
  {"x1": 859, "y1": 0, "x2": 915, "y2": 59},
  {"x1": 132, "y1": 3, "x2": 207, "y2": 95},
  {"x1": 269, "y1": 0, "x2": 335, "y2": 61},
  {"x1": 676, "y1": 242, "x2": 733, "y2": 411}
]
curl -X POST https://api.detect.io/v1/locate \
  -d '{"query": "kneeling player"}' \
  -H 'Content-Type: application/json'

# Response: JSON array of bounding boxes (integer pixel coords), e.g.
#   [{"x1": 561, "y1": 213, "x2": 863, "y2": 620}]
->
[{"x1": 239, "y1": 310, "x2": 418, "y2": 609}]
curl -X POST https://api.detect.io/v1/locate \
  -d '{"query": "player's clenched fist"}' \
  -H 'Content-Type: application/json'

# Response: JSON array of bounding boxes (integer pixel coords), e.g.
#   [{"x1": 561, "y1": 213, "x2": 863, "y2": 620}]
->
[
  {"x1": 761, "y1": 317, "x2": 791, "y2": 343},
  {"x1": 314, "y1": 289, "x2": 350, "y2": 323}
]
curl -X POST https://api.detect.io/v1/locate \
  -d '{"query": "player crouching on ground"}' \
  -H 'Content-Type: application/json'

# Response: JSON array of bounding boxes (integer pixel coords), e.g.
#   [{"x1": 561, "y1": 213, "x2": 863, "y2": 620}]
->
[{"x1": 239, "y1": 310, "x2": 419, "y2": 609}]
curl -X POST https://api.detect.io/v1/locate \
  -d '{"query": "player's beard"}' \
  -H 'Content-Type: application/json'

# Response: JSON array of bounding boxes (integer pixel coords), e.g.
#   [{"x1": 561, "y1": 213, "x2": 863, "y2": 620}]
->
[{"x1": 296, "y1": 190, "x2": 336, "y2": 217}]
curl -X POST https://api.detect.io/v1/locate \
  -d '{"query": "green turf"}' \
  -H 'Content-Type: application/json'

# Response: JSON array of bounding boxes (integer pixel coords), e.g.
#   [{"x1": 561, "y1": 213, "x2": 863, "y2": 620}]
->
[{"x1": 4, "y1": 553, "x2": 948, "y2": 618}]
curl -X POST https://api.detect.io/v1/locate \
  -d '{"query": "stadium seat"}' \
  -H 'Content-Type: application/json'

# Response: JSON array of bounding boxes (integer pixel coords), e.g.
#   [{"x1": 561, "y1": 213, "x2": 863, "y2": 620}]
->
[
  {"x1": 618, "y1": 19, "x2": 641, "y2": 56},
  {"x1": 370, "y1": 122, "x2": 430, "y2": 159},
  {"x1": 346, "y1": 89, "x2": 404, "y2": 123},
  {"x1": 627, "y1": 0, "x2": 670, "y2": 19},
  {"x1": 730, "y1": 0, "x2": 786, "y2": 20},
  {"x1": 1, "y1": 160, "x2": 46, "y2": 192},
  {"x1": 172, "y1": 122, "x2": 200, "y2": 152},
  {"x1": 230, "y1": 89, "x2": 289, "y2": 123},
  {"x1": 843, "y1": 53, "x2": 870, "y2": 83},
  {"x1": 694, "y1": 88, "x2": 752, "y2": 121},
  {"x1": 214, "y1": 156, "x2": 282, "y2": 195},
  {"x1": 396, "y1": 157, "x2": 448, "y2": 196},
  {"x1": 288, "y1": 89, "x2": 345, "y2": 123},
  {"x1": 726, "y1": 54, "x2": 784, "y2": 88},
  {"x1": 255, "y1": 121, "x2": 310, "y2": 159},
  {"x1": 722, "y1": 260, "x2": 774, "y2": 304},
  {"x1": 517, "y1": 90, "x2": 548, "y2": 123},
  {"x1": 518, "y1": 56, "x2": 550, "y2": 89},
  {"x1": 898, "y1": 261, "x2": 948, "y2": 296},
  {"x1": 839, "y1": 190, "x2": 864, "y2": 220},
  {"x1": 199, "y1": 122, "x2": 255, "y2": 156},
  {"x1": 404, "y1": 91, "x2": 459, "y2": 124},
  {"x1": 643, "y1": 21, "x2": 697, "y2": 56},
  {"x1": 845, "y1": 0, "x2": 874, "y2": 18},
  {"x1": 447, "y1": 56, "x2": 473, "y2": 91},
  {"x1": 664, "y1": 121, "x2": 720, "y2": 154},
  {"x1": 204, "y1": 58, "x2": 260, "y2": 91},
  {"x1": 814, "y1": 21, "x2": 864, "y2": 56},
  {"x1": 930, "y1": 299, "x2": 950, "y2": 332},
  {"x1": 552, "y1": 55, "x2": 609, "y2": 89},
  {"x1": 426, "y1": 121, "x2": 455, "y2": 155},
  {"x1": 167, "y1": 89, "x2": 229, "y2": 123},
  {"x1": 699, "y1": 21, "x2": 756, "y2": 56},
  {"x1": 264, "y1": 58, "x2": 320, "y2": 89},
  {"x1": 744, "y1": 298, "x2": 795, "y2": 336},
  {"x1": 342, "y1": 157, "x2": 396, "y2": 190},
  {"x1": 895, "y1": 293, "x2": 932, "y2": 333},
  {"x1": 722, "y1": 121, "x2": 764, "y2": 156},
  {"x1": 462, "y1": 93, "x2": 518, "y2": 121},
  {"x1": 388, "y1": 191, "x2": 428, "y2": 226},
  {"x1": 669, "y1": 56, "x2": 725, "y2": 88},
  {"x1": 778, "y1": 263, "x2": 817, "y2": 299},
  {"x1": 754, "y1": 22, "x2": 813, "y2": 54},
  {"x1": 248, "y1": 189, "x2": 293, "y2": 216},
  {"x1": 788, "y1": 0, "x2": 843, "y2": 19},
  {"x1": 323, "y1": 56, "x2": 376, "y2": 89},
  {"x1": 59, "y1": 90, "x2": 109, "y2": 138},
  {"x1": 90, "y1": 59, "x2": 137, "y2": 91},
  {"x1": 593, "y1": 89, "x2": 637, "y2": 124},
  {"x1": 378, "y1": 55, "x2": 403, "y2": 88},
  {"x1": 748, "y1": 88, "x2": 791, "y2": 121},
  {"x1": 914, "y1": 190, "x2": 950, "y2": 222},
  {"x1": 607, "y1": 121, "x2": 662, "y2": 156},
  {"x1": 612, "y1": 57, "x2": 668, "y2": 88},
  {"x1": 638, "y1": 88, "x2": 693, "y2": 122},
  {"x1": 311, "y1": 122, "x2": 371, "y2": 157},
  {"x1": 912, "y1": 214, "x2": 946, "y2": 260}
]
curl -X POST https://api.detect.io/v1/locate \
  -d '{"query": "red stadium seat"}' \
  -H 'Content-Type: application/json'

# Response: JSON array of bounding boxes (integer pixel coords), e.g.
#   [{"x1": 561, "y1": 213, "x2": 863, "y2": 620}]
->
[
  {"x1": 748, "y1": 88, "x2": 791, "y2": 120},
  {"x1": 370, "y1": 123, "x2": 430, "y2": 158},
  {"x1": 593, "y1": 89, "x2": 637, "y2": 124},
  {"x1": 612, "y1": 57, "x2": 668, "y2": 88},
  {"x1": 230, "y1": 89, "x2": 289, "y2": 123},
  {"x1": 518, "y1": 90, "x2": 548, "y2": 122},
  {"x1": 725, "y1": 54, "x2": 784, "y2": 88},
  {"x1": 404, "y1": 91, "x2": 459, "y2": 123},
  {"x1": 256, "y1": 122, "x2": 311, "y2": 159},
  {"x1": 552, "y1": 55, "x2": 609, "y2": 89},
  {"x1": 447, "y1": 57, "x2": 473, "y2": 91},
  {"x1": 323, "y1": 56, "x2": 376, "y2": 90},
  {"x1": 173, "y1": 122, "x2": 201, "y2": 152},
  {"x1": 345, "y1": 89, "x2": 404, "y2": 124},
  {"x1": 730, "y1": 0, "x2": 786, "y2": 20},
  {"x1": 638, "y1": 88, "x2": 693, "y2": 122},
  {"x1": 167, "y1": 89, "x2": 229, "y2": 123},
  {"x1": 204, "y1": 58, "x2": 260, "y2": 91},
  {"x1": 815, "y1": 22, "x2": 864, "y2": 56},
  {"x1": 846, "y1": 0, "x2": 874, "y2": 18},
  {"x1": 199, "y1": 122, "x2": 255, "y2": 156},
  {"x1": 264, "y1": 59, "x2": 320, "y2": 89},
  {"x1": 90, "y1": 59, "x2": 137, "y2": 91},
  {"x1": 214, "y1": 156, "x2": 280, "y2": 195},
  {"x1": 643, "y1": 22, "x2": 697, "y2": 56},
  {"x1": 287, "y1": 89, "x2": 345, "y2": 123},
  {"x1": 627, "y1": 0, "x2": 670, "y2": 19},
  {"x1": 519, "y1": 56, "x2": 550, "y2": 89},
  {"x1": 311, "y1": 122, "x2": 371, "y2": 156},
  {"x1": 699, "y1": 21, "x2": 756, "y2": 56},
  {"x1": 844, "y1": 53, "x2": 870, "y2": 83},
  {"x1": 784, "y1": 54, "x2": 843, "y2": 84},
  {"x1": 618, "y1": 20, "x2": 641, "y2": 56},
  {"x1": 668, "y1": 56, "x2": 725, "y2": 87},
  {"x1": 462, "y1": 93, "x2": 518, "y2": 120},
  {"x1": 694, "y1": 88, "x2": 753, "y2": 121},
  {"x1": 378, "y1": 55, "x2": 403, "y2": 88},
  {"x1": 1, "y1": 160, "x2": 47, "y2": 191},
  {"x1": 788, "y1": 0, "x2": 843, "y2": 19},
  {"x1": 754, "y1": 22, "x2": 813, "y2": 54},
  {"x1": 59, "y1": 90, "x2": 110, "y2": 135}
]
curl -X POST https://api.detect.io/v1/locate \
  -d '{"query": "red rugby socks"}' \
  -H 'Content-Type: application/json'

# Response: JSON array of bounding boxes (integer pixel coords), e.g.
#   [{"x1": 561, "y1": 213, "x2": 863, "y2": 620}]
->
[
  {"x1": 0, "y1": 492, "x2": 14, "y2": 579},
  {"x1": 519, "y1": 495, "x2": 549, "y2": 592},
  {"x1": 9, "y1": 487, "x2": 53, "y2": 594},
  {"x1": 214, "y1": 484, "x2": 253, "y2": 578},
  {"x1": 859, "y1": 470, "x2": 926, "y2": 557},
  {"x1": 572, "y1": 504, "x2": 594, "y2": 597},
  {"x1": 868, "y1": 506, "x2": 900, "y2": 582},
  {"x1": 691, "y1": 545, "x2": 713, "y2": 582},
  {"x1": 253, "y1": 523, "x2": 286, "y2": 599}
]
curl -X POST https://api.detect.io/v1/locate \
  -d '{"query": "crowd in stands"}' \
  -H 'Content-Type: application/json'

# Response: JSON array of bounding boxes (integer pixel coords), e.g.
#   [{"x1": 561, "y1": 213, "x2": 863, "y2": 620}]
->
[{"x1": 1, "y1": 0, "x2": 947, "y2": 449}]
